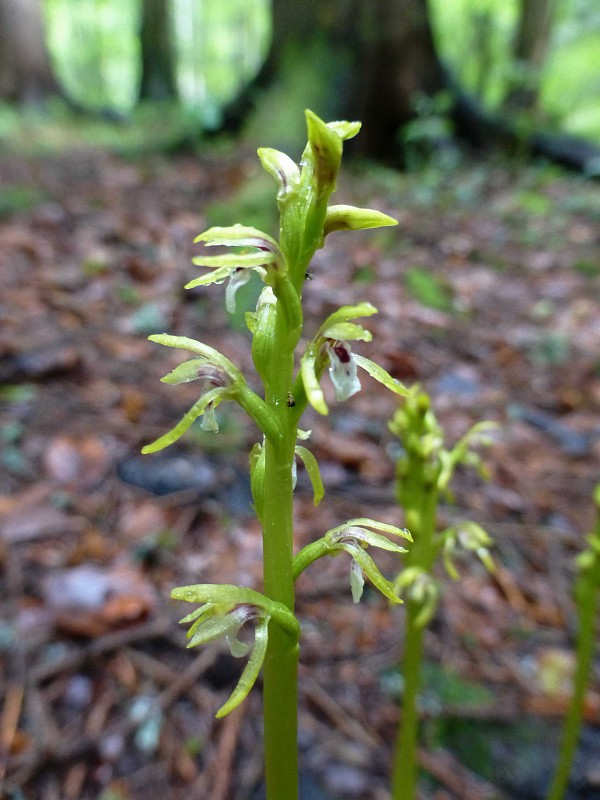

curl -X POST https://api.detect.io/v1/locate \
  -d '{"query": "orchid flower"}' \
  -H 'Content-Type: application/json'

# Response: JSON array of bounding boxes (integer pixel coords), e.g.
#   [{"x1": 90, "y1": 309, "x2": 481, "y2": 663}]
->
[
  {"x1": 188, "y1": 225, "x2": 285, "y2": 313},
  {"x1": 141, "y1": 334, "x2": 280, "y2": 453},
  {"x1": 300, "y1": 302, "x2": 408, "y2": 415},
  {"x1": 172, "y1": 583, "x2": 299, "y2": 719},
  {"x1": 293, "y1": 518, "x2": 412, "y2": 603}
]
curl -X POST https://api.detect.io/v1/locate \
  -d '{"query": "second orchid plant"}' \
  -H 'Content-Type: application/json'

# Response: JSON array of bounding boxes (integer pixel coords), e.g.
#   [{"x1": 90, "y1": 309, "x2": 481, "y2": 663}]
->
[{"x1": 142, "y1": 110, "x2": 411, "y2": 800}]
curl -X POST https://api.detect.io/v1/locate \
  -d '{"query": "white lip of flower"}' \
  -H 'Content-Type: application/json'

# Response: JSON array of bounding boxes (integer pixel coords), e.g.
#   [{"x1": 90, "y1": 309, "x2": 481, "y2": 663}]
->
[
  {"x1": 324, "y1": 340, "x2": 361, "y2": 401},
  {"x1": 194, "y1": 365, "x2": 233, "y2": 432}
]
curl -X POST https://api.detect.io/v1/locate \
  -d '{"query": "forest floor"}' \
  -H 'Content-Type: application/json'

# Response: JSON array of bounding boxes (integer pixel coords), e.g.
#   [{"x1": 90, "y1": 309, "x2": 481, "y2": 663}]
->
[{"x1": 1, "y1": 139, "x2": 600, "y2": 800}]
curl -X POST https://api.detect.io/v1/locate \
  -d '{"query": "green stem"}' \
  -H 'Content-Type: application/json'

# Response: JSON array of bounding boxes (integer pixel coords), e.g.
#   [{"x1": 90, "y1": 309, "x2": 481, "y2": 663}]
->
[
  {"x1": 392, "y1": 473, "x2": 439, "y2": 800},
  {"x1": 293, "y1": 538, "x2": 330, "y2": 581},
  {"x1": 261, "y1": 300, "x2": 300, "y2": 800},
  {"x1": 546, "y1": 561, "x2": 600, "y2": 800},
  {"x1": 392, "y1": 602, "x2": 425, "y2": 800}
]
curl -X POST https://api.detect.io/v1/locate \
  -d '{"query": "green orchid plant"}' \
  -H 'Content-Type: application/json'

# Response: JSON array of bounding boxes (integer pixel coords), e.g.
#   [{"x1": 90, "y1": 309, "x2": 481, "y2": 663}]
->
[
  {"x1": 547, "y1": 483, "x2": 600, "y2": 800},
  {"x1": 142, "y1": 110, "x2": 411, "y2": 800},
  {"x1": 388, "y1": 385, "x2": 496, "y2": 800}
]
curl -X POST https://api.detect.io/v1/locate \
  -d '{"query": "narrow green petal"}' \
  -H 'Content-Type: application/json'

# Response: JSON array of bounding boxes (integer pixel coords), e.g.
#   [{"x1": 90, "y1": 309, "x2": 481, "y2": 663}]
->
[
  {"x1": 305, "y1": 109, "x2": 343, "y2": 194},
  {"x1": 141, "y1": 387, "x2": 227, "y2": 453},
  {"x1": 187, "y1": 604, "x2": 229, "y2": 639},
  {"x1": 258, "y1": 147, "x2": 301, "y2": 203},
  {"x1": 190, "y1": 251, "x2": 276, "y2": 270},
  {"x1": 184, "y1": 265, "x2": 232, "y2": 288},
  {"x1": 342, "y1": 544, "x2": 401, "y2": 604},
  {"x1": 187, "y1": 613, "x2": 241, "y2": 649},
  {"x1": 160, "y1": 358, "x2": 208, "y2": 385},
  {"x1": 324, "y1": 205, "x2": 398, "y2": 236},
  {"x1": 316, "y1": 303, "x2": 378, "y2": 339},
  {"x1": 326, "y1": 120, "x2": 362, "y2": 141},
  {"x1": 300, "y1": 352, "x2": 329, "y2": 416},
  {"x1": 330, "y1": 518, "x2": 412, "y2": 542},
  {"x1": 295, "y1": 445, "x2": 325, "y2": 505},
  {"x1": 216, "y1": 615, "x2": 270, "y2": 718},
  {"x1": 179, "y1": 602, "x2": 215, "y2": 626},
  {"x1": 320, "y1": 322, "x2": 373, "y2": 342},
  {"x1": 148, "y1": 335, "x2": 240, "y2": 377},
  {"x1": 353, "y1": 354, "x2": 408, "y2": 396},
  {"x1": 354, "y1": 529, "x2": 409, "y2": 553},
  {"x1": 194, "y1": 224, "x2": 280, "y2": 254},
  {"x1": 171, "y1": 584, "x2": 300, "y2": 637}
]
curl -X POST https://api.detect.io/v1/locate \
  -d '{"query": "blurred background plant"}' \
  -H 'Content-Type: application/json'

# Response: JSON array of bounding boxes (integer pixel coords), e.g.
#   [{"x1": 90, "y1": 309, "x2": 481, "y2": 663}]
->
[{"x1": 388, "y1": 386, "x2": 496, "y2": 800}]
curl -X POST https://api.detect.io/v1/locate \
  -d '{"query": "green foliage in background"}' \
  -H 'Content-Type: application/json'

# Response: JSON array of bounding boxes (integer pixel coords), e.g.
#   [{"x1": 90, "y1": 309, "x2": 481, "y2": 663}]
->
[
  {"x1": 43, "y1": 0, "x2": 270, "y2": 117},
  {"x1": 429, "y1": 0, "x2": 600, "y2": 139},
  {"x1": 39, "y1": 0, "x2": 600, "y2": 140},
  {"x1": 44, "y1": 0, "x2": 140, "y2": 111}
]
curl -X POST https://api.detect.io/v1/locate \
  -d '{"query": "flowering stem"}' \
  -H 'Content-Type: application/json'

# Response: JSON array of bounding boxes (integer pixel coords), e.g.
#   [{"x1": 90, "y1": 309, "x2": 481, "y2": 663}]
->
[
  {"x1": 391, "y1": 481, "x2": 438, "y2": 800},
  {"x1": 143, "y1": 112, "x2": 402, "y2": 800},
  {"x1": 389, "y1": 388, "x2": 495, "y2": 800},
  {"x1": 546, "y1": 496, "x2": 600, "y2": 800},
  {"x1": 392, "y1": 600, "x2": 425, "y2": 800},
  {"x1": 260, "y1": 288, "x2": 301, "y2": 800}
]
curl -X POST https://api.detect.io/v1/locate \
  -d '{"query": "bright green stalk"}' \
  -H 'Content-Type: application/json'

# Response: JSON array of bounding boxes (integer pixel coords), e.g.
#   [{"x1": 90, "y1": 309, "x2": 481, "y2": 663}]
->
[
  {"x1": 547, "y1": 485, "x2": 600, "y2": 800},
  {"x1": 393, "y1": 601, "x2": 425, "y2": 799},
  {"x1": 260, "y1": 287, "x2": 301, "y2": 800}
]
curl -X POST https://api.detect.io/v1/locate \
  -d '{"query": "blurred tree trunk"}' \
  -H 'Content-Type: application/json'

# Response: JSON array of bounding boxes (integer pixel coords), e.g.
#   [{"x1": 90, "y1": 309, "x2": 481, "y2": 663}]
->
[
  {"x1": 354, "y1": 0, "x2": 446, "y2": 157},
  {"x1": 504, "y1": 0, "x2": 556, "y2": 112},
  {"x1": 138, "y1": 0, "x2": 178, "y2": 101},
  {"x1": 222, "y1": 0, "x2": 446, "y2": 160},
  {"x1": 0, "y1": 0, "x2": 61, "y2": 103}
]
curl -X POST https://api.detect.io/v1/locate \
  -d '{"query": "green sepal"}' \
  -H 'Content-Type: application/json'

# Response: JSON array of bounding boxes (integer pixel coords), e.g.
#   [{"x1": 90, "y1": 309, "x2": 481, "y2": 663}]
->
[
  {"x1": 216, "y1": 614, "x2": 270, "y2": 718},
  {"x1": 324, "y1": 205, "x2": 398, "y2": 236},
  {"x1": 341, "y1": 542, "x2": 402, "y2": 604},
  {"x1": 171, "y1": 583, "x2": 300, "y2": 638},
  {"x1": 295, "y1": 445, "x2": 324, "y2": 505},
  {"x1": 329, "y1": 517, "x2": 413, "y2": 542},
  {"x1": 353, "y1": 354, "x2": 408, "y2": 396},
  {"x1": 160, "y1": 358, "x2": 208, "y2": 385},
  {"x1": 304, "y1": 109, "x2": 343, "y2": 196},
  {"x1": 316, "y1": 302, "x2": 378, "y2": 338},
  {"x1": 257, "y1": 147, "x2": 301, "y2": 205},
  {"x1": 300, "y1": 351, "x2": 328, "y2": 416},
  {"x1": 179, "y1": 602, "x2": 215, "y2": 626},
  {"x1": 194, "y1": 224, "x2": 281, "y2": 254},
  {"x1": 320, "y1": 322, "x2": 373, "y2": 343},
  {"x1": 148, "y1": 334, "x2": 241, "y2": 378},
  {"x1": 187, "y1": 609, "x2": 243, "y2": 649},
  {"x1": 141, "y1": 386, "x2": 229, "y2": 453},
  {"x1": 326, "y1": 120, "x2": 361, "y2": 141},
  {"x1": 190, "y1": 251, "x2": 275, "y2": 270}
]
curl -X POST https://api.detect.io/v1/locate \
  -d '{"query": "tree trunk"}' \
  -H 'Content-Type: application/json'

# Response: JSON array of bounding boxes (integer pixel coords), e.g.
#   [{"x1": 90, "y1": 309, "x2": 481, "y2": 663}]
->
[
  {"x1": 354, "y1": 0, "x2": 446, "y2": 157},
  {"x1": 138, "y1": 0, "x2": 178, "y2": 101},
  {"x1": 0, "y1": 0, "x2": 61, "y2": 103},
  {"x1": 221, "y1": 0, "x2": 446, "y2": 160},
  {"x1": 504, "y1": 0, "x2": 556, "y2": 112}
]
